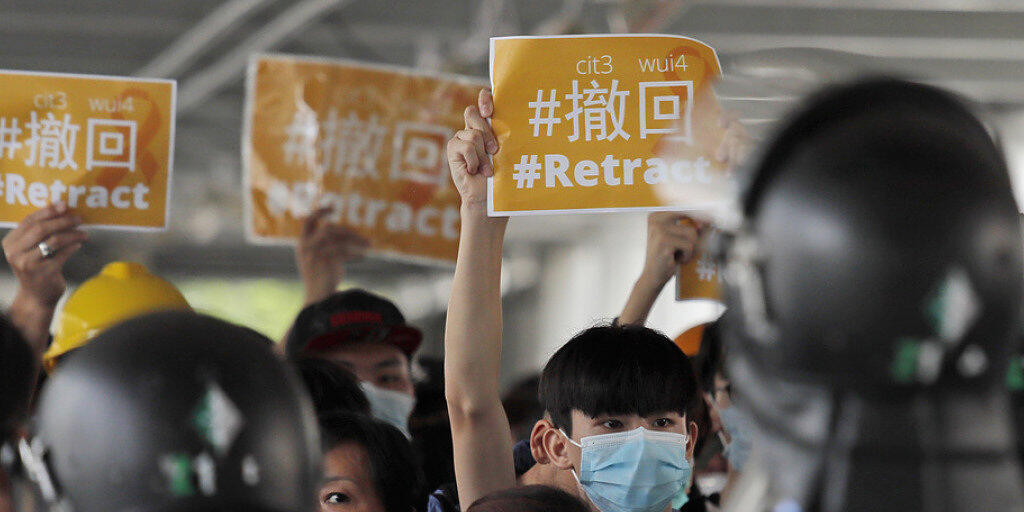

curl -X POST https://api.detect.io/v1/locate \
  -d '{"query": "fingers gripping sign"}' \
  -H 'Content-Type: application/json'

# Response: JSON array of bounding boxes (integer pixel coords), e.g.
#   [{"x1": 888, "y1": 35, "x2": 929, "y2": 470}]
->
[
  {"x1": 618, "y1": 212, "x2": 704, "y2": 325},
  {"x1": 644, "y1": 212, "x2": 703, "y2": 287},
  {"x1": 3, "y1": 202, "x2": 88, "y2": 351},
  {"x1": 296, "y1": 205, "x2": 370, "y2": 305},
  {"x1": 3, "y1": 202, "x2": 87, "y2": 306},
  {"x1": 447, "y1": 89, "x2": 499, "y2": 208},
  {"x1": 715, "y1": 111, "x2": 753, "y2": 175}
]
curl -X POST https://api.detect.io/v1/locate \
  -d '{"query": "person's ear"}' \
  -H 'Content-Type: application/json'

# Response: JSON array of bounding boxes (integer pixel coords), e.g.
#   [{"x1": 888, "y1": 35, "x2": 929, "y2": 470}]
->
[
  {"x1": 530, "y1": 419, "x2": 553, "y2": 465},
  {"x1": 541, "y1": 425, "x2": 575, "y2": 470},
  {"x1": 686, "y1": 419, "x2": 699, "y2": 459}
]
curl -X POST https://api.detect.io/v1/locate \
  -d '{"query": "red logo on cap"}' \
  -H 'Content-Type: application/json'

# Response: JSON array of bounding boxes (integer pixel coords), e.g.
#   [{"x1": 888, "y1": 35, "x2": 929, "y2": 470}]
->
[{"x1": 329, "y1": 311, "x2": 383, "y2": 327}]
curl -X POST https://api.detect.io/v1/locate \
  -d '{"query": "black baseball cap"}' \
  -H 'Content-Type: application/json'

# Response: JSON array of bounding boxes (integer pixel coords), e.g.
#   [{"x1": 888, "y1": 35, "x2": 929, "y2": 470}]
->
[{"x1": 286, "y1": 289, "x2": 422, "y2": 361}]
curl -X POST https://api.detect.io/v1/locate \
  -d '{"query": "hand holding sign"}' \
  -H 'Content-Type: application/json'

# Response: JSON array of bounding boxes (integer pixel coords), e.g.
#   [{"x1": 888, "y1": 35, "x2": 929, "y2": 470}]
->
[
  {"x1": 3, "y1": 202, "x2": 88, "y2": 351},
  {"x1": 296, "y1": 206, "x2": 369, "y2": 305},
  {"x1": 488, "y1": 34, "x2": 724, "y2": 215},
  {"x1": 447, "y1": 89, "x2": 499, "y2": 209},
  {"x1": 715, "y1": 112, "x2": 753, "y2": 173},
  {"x1": 3, "y1": 202, "x2": 87, "y2": 305},
  {"x1": 246, "y1": 55, "x2": 484, "y2": 265},
  {"x1": 643, "y1": 212, "x2": 704, "y2": 287},
  {"x1": 619, "y1": 212, "x2": 703, "y2": 325}
]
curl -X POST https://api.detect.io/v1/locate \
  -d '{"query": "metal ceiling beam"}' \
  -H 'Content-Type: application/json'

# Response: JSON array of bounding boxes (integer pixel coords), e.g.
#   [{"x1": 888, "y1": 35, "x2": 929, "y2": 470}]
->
[
  {"x1": 333, "y1": 21, "x2": 1024, "y2": 60},
  {"x1": 135, "y1": 0, "x2": 276, "y2": 78},
  {"x1": 0, "y1": 11, "x2": 187, "y2": 37},
  {"x1": 700, "y1": 0, "x2": 1024, "y2": 12},
  {"x1": 695, "y1": 33, "x2": 1024, "y2": 61},
  {"x1": 176, "y1": 0, "x2": 352, "y2": 114}
]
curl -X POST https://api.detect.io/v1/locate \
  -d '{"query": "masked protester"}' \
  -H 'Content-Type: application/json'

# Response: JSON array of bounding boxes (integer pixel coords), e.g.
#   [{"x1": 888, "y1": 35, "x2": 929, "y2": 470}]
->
[
  {"x1": 286, "y1": 290, "x2": 421, "y2": 438},
  {"x1": 683, "y1": 321, "x2": 750, "y2": 508},
  {"x1": 718, "y1": 78, "x2": 1024, "y2": 511},
  {"x1": 294, "y1": 357, "x2": 372, "y2": 417},
  {"x1": 289, "y1": 210, "x2": 457, "y2": 497},
  {"x1": 20, "y1": 311, "x2": 321, "y2": 512},
  {"x1": 317, "y1": 412, "x2": 424, "y2": 512},
  {"x1": 441, "y1": 89, "x2": 701, "y2": 512}
]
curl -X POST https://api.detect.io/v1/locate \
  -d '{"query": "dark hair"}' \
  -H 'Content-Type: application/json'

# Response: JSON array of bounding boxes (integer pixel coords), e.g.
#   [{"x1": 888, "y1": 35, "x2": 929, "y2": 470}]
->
[
  {"x1": 502, "y1": 374, "x2": 543, "y2": 442},
  {"x1": 692, "y1": 320, "x2": 724, "y2": 393},
  {"x1": 539, "y1": 325, "x2": 698, "y2": 436},
  {"x1": 466, "y1": 485, "x2": 590, "y2": 512},
  {"x1": 319, "y1": 412, "x2": 424, "y2": 512},
  {"x1": 293, "y1": 357, "x2": 371, "y2": 416},
  {"x1": 409, "y1": 357, "x2": 457, "y2": 493}
]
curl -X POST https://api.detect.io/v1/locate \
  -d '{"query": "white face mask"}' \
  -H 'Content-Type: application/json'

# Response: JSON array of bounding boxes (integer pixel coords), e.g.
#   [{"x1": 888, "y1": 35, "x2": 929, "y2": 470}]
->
[{"x1": 359, "y1": 381, "x2": 416, "y2": 439}]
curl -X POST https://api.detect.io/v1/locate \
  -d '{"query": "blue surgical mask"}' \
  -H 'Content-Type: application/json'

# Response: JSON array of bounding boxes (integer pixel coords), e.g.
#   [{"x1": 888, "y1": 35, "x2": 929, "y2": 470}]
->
[
  {"x1": 359, "y1": 382, "x2": 416, "y2": 439},
  {"x1": 562, "y1": 427, "x2": 692, "y2": 512},
  {"x1": 719, "y1": 407, "x2": 753, "y2": 471}
]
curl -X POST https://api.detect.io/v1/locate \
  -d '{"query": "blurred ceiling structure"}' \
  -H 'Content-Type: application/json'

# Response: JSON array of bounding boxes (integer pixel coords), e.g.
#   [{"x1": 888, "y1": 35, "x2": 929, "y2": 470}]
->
[{"x1": 2, "y1": 0, "x2": 1024, "y2": 284}]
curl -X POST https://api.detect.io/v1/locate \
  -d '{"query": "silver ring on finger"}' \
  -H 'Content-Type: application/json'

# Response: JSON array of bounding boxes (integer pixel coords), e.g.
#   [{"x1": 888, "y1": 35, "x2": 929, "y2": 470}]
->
[{"x1": 37, "y1": 241, "x2": 55, "y2": 259}]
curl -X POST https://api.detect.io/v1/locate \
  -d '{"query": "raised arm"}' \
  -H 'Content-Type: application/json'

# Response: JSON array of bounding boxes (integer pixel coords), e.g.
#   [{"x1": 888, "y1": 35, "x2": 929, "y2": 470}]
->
[
  {"x1": 295, "y1": 206, "x2": 369, "y2": 306},
  {"x1": 619, "y1": 112, "x2": 751, "y2": 326},
  {"x1": 444, "y1": 89, "x2": 515, "y2": 506},
  {"x1": 618, "y1": 212, "x2": 701, "y2": 325},
  {"x1": 3, "y1": 202, "x2": 87, "y2": 355}
]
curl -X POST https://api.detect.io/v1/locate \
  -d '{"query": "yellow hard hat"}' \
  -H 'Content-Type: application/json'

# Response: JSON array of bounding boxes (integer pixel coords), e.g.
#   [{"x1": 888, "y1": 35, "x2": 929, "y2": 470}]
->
[{"x1": 45, "y1": 261, "x2": 190, "y2": 371}]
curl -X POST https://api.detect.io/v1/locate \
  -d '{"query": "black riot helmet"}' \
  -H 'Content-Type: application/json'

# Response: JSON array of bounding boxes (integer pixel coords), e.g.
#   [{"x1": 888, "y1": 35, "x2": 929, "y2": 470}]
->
[
  {"x1": 723, "y1": 77, "x2": 1023, "y2": 391},
  {"x1": 718, "y1": 78, "x2": 1024, "y2": 512},
  {"x1": 23, "y1": 311, "x2": 321, "y2": 512},
  {"x1": 1010, "y1": 344, "x2": 1024, "y2": 463}
]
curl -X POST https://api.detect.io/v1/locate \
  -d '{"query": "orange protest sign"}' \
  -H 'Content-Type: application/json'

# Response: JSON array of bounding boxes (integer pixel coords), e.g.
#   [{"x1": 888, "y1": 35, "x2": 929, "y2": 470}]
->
[
  {"x1": 676, "y1": 229, "x2": 723, "y2": 302},
  {"x1": 488, "y1": 34, "x2": 725, "y2": 216},
  {"x1": 0, "y1": 70, "x2": 175, "y2": 230},
  {"x1": 244, "y1": 54, "x2": 484, "y2": 265}
]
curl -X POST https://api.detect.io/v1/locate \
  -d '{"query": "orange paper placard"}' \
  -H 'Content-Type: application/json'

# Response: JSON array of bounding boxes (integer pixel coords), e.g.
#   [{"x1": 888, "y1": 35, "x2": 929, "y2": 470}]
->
[
  {"x1": 677, "y1": 241, "x2": 723, "y2": 302},
  {"x1": 0, "y1": 70, "x2": 175, "y2": 230},
  {"x1": 244, "y1": 54, "x2": 485, "y2": 265},
  {"x1": 488, "y1": 34, "x2": 725, "y2": 216}
]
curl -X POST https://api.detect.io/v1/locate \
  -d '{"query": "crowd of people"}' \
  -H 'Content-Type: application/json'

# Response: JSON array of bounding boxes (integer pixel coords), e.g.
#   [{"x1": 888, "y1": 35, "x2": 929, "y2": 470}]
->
[{"x1": 2, "y1": 76, "x2": 1024, "y2": 512}]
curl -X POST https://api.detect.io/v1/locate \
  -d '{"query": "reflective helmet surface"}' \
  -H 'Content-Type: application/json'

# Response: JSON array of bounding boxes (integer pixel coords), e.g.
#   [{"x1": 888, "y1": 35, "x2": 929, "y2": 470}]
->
[
  {"x1": 724, "y1": 78, "x2": 1023, "y2": 391},
  {"x1": 33, "y1": 311, "x2": 321, "y2": 512},
  {"x1": 718, "y1": 77, "x2": 1024, "y2": 512}
]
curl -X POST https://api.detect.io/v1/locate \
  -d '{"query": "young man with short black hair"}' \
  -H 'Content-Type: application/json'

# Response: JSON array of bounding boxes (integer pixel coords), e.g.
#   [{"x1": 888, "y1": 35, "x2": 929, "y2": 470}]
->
[{"x1": 443, "y1": 89, "x2": 701, "y2": 512}]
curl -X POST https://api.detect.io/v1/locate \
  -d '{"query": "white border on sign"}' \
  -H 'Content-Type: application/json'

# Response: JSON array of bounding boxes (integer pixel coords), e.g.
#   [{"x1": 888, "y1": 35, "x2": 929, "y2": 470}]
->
[
  {"x1": 240, "y1": 54, "x2": 481, "y2": 268},
  {"x1": 164, "y1": 78, "x2": 177, "y2": 231},
  {"x1": 254, "y1": 53, "x2": 489, "y2": 89},
  {"x1": 0, "y1": 221, "x2": 169, "y2": 232},
  {"x1": 485, "y1": 34, "x2": 722, "y2": 217},
  {"x1": 0, "y1": 68, "x2": 176, "y2": 85},
  {"x1": 0, "y1": 69, "x2": 176, "y2": 231},
  {"x1": 247, "y1": 231, "x2": 456, "y2": 268},
  {"x1": 242, "y1": 55, "x2": 259, "y2": 248}
]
